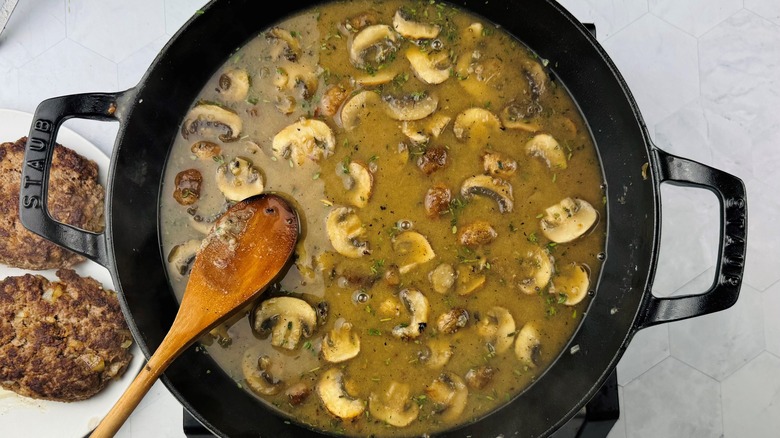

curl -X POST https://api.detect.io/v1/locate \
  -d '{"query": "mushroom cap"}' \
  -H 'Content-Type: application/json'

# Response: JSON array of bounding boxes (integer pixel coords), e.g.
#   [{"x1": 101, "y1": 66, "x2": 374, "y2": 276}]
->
[
  {"x1": 539, "y1": 197, "x2": 598, "y2": 243},
  {"x1": 368, "y1": 381, "x2": 420, "y2": 427},
  {"x1": 181, "y1": 103, "x2": 243, "y2": 143},
  {"x1": 167, "y1": 239, "x2": 202, "y2": 277},
  {"x1": 349, "y1": 24, "x2": 399, "y2": 68},
  {"x1": 325, "y1": 206, "x2": 370, "y2": 258},
  {"x1": 392, "y1": 230, "x2": 436, "y2": 274},
  {"x1": 344, "y1": 161, "x2": 374, "y2": 208},
  {"x1": 214, "y1": 157, "x2": 264, "y2": 202},
  {"x1": 272, "y1": 118, "x2": 336, "y2": 166},
  {"x1": 316, "y1": 368, "x2": 365, "y2": 419},
  {"x1": 514, "y1": 322, "x2": 542, "y2": 368},
  {"x1": 525, "y1": 133, "x2": 567, "y2": 170},
  {"x1": 453, "y1": 107, "x2": 502, "y2": 144},
  {"x1": 338, "y1": 90, "x2": 382, "y2": 131},
  {"x1": 252, "y1": 296, "x2": 317, "y2": 350},
  {"x1": 425, "y1": 372, "x2": 468, "y2": 423},
  {"x1": 476, "y1": 306, "x2": 516, "y2": 354},
  {"x1": 392, "y1": 9, "x2": 441, "y2": 39},
  {"x1": 383, "y1": 92, "x2": 439, "y2": 121},
  {"x1": 460, "y1": 174, "x2": 514, "y2": 213},
  {"x1": 392, "y1": 288, "x2": 430, "y2": 340},
  {"x1": 217, "y1": 68, "x2": 250, "y2": 102},
  {"x1": 549, "y1": 263, "x2": 590, "y2": 305},
  {"x1": 406, "y1": 46, "x2": 451, "y2": 85},
  {"x1": 242, "y1": 353, "x2": 283, "y2": 396},
  {"x1": 321, "y1": 321, "x2": 361, "y2": 363},
  {"x1": 516, "y1": 246, "x2": 553, "y2": 295}
]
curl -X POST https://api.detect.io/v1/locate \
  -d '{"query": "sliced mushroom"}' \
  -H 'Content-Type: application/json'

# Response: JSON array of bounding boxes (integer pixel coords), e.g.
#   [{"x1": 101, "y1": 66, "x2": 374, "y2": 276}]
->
[
  {"x1": 452, "y1": 108, "x2": 502, "y2": 146},
  {"x1": 353, "y1": 68, "x2": 401, "y2": 87},
  {"x1": 436, "y1": 308, "x2": 469, "y2": 334},
  {"x1": 455, "y1": 263, "x2": 486, "y2": 296},
  {"x1": 420, "y1": 339, "x2": 453, "y2": 369},
  {"x1": 392, "y1": 9, "x2": 441, "y2": 39},
  {"x1": 243, "y1": 354, "x2": 283, "y2": 396},
  {"x1": 525, "y1": 133, "x2": 567, "y2": 170},
  {"x1": 285, "y1": 382, "x2": 312, "y2": 406},
  {"x1": 326, "y1": 206, "x2": 370, "y2": 258},
  {"x1": 425, "y1": 372, "x2": 468, "y2": 423},
  {"x1": 217, "y1": 68, "x2": 250, "y2": 102},
  {"x1": 181, "y1": 103, "x2": 242, "y2": 142},
  {"x1": 549, "y1": 263, "x2": 590, "y2": 305},
  {"x1": 190, "y1": 141, "x2": 222, "y2": 160},
  {"x1": 458, "y1": 220, "x2": 497, "y2": 247},
  {"x1": 383, "y1": 92, "x2": 439, "y2": 121},
  {"x1": 369, "y1": 381, "x2": 419, "y2": 427},
  {"x1": 272, "y1": 118, "x2": 336, "y2": 166},
  {"x1": 522, "y1": 59, "x2": 549, "y2": 98},
  {"x1": 344, "y1": 161, "x2": 373, "y2": 208},
  {"x1": 482, "y1": 150, "x2": 517, "y2": 178},
  {"x1": 460, "y1": 175, "x2": 514, "y2": 213},
  {"x1": 500, "y1": 99, "x2": 543, "y2": 133},
  {"x1": 266, "y1": 26, "x2": 301, "y2": 62},
  {"x1": 476, "y1": 306, "x2": 516, "y2": 354},
  {"x1": 349, "y1": 24, "x2": 400, "y2": 68},
  {"x1": 515, "y1": 246, "x2": 553, "y2": 295},
  {"x1": 319, "y1": 84, "x2": 352, "y2": 117},
  {"x1": 539, "y1": 197, "x2": 598, "y2": 243},
  {"x1": 338, "y1": 90, "x2": 382, "y2": 131},
  {"x1": 252, "y1": 296, "x2": 317, "y2": 350},
  {"x1": 215, "y1": 157, "x2": 264, "y2": 201},
  {"x1": 424, "y1": 184, "x2": 452, "y2": 218},
  {"x1": 514, "y1": 322, "x2": 542, "y2": 368},
  {"x1": 465, "y1": 365, "x2": 495, "y2": 390},
  {"x1": 321, "y1": 320, "x2": 361, "y2": 363},
  {"x1": 392, "y1": 231, "x2": 436, "y2": 274},
  {"x1": 406, "y1": 46, "x2": 451, "y2": 85},
  {"x1": 317, "y1": 368, "x2": 365, "y2": 420},
  {"x1": 167, "y1": 240, "x2": 201, "y2": 277},
  {"x1": 173, "y1": 169, "x2": 202, "y2": 206},
  {"x1": 428, "y1": 262, "x2": 455, "y2": 294},
  {"x1": 401, "y1": 113, "x2": 451, "y2": 144},
  {"x1": 392, "y1": 289, "x2": 429, "y2": 340}
]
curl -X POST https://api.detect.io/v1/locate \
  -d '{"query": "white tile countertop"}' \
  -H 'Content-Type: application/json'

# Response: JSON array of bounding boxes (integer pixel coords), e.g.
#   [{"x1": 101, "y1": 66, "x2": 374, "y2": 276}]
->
[{"x1": 0, "y1": 1, "x2": 777, "y2": 437}]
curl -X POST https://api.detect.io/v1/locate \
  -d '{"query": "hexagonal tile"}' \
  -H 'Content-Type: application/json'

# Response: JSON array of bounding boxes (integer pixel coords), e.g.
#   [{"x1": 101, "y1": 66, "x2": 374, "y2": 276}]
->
[
  {"x1": 622, "y1": 357, "x2": 722, "y2": 437},
  {"x1": 669, "y1": 283, "x2": 764, "y2": 381},
  {"x1": 750, "y1": 118, "x2": 780, "y2": 194},
  {"x1": 165, "y1": 0, "x2": 210, "y2": 36},
  {"x1": 66, "y1": 0, "x2": 165, "y2": 62},
  {"x1": 699, "y1": 10, "x2": 780, "y2": 131},
  {"x1": 651, "y1": 184, "x2": 719, "y2": 297},
  {"x1": 654, "y1": 99, "x2": 753, "y2": 182},
  {"x1": 763, "y1": 281, "x2": 780, "y2": 356},
  {"x1": 722, "y1": 352, "x2": 780, "y2": 437},
  {"x1": 742, "y1": 178, "x2": 780, "y2": 291},
  {"x1": 649, "y1": 0, "x2": 742, "y2": 37},
  {"x1": 117, "y1": 36, "x2": 171, "y2": 90},
  {"x1": 616, "y1": 324, "x2": 670, "y2": 385},
  {"x1": 554, "y1": 0, "x2": 648, "y2": 40},
  {"x1": 601, "y1": 14, "x2": 699, "y2": 130},
  {"x1": 0, "y1": 59, "x2": 20, "y2": 111},
  {"x1": 746, "y1": 0, "x2": 780, "y2": 26},
  {"x1": 0, "y1": 0, "x2": 66, "y2": 68}
]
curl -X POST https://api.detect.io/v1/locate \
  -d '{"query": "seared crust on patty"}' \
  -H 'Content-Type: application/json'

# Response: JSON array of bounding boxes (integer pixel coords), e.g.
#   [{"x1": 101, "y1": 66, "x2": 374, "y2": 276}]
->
[
  {"x1": 0, "y1": 269, "x2": 133, "y2": 402},
  {"x1": 0, "y1": 136, "x2": 105, "y2": 269}
]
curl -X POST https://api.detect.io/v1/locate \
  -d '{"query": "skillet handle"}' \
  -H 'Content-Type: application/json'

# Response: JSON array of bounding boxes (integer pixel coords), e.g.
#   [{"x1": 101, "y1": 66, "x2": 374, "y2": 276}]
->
[
  {"x1": 19, "y1": 92, "x2": 126, "y2": 268},
  {"x1": 636, "y1": 148, "x2": 747, "y2": 329}
]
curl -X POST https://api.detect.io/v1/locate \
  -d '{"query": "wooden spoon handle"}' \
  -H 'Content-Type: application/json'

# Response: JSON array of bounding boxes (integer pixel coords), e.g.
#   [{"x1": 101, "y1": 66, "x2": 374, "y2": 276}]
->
[{"x1": 90, "y1": 325, "x2": 193, "y2": 438}]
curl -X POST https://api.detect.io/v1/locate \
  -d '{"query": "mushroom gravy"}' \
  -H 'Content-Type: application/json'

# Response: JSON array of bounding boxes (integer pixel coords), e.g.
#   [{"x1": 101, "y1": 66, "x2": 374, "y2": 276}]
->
[{"x1": 160, "y1": 0, "x2": 606, "y2": 436}]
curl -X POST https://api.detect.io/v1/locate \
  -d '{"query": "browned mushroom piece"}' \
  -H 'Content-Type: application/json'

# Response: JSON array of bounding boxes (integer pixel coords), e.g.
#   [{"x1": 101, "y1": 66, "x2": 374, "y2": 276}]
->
[
  {"x1": 458, "y1": 220, "x2": 498, "y2": 247},
  {"x1": 436, "y1": 308, "x2": 469, "y2": 334},
  {"x1": 424, "y1": 184, "x2": 452, "y2": 218},
  {"x1": 190, "y1": 141, "x2": 222, "y2": 160},
  {"x1": 318, "y1": 84, "x2": 352, "y2": 117},
  {"x1": 266, "y1": 26, "x2": 301, "y2": 62},
  {"x1": 285, "y1": 382, "x2": 312, "y2": 406},
  {"x1": 417, "y1": 146, "x2": 448, "y2": 175},
  {"x1": 465, "y1": 365, "x2": 495, "y2": 390},
  {"x1": 482, "y1": 150, "x2": 517, "y2": 178},
  {"x1": 345, "y1": 11, "x2": 379, "y2": 31},
  {"x1": 173, "y1": 169, "x2": 202, "y2": 205},
  {"x1": 181, "y1": 103, "x2": 242, "y2": 142}
]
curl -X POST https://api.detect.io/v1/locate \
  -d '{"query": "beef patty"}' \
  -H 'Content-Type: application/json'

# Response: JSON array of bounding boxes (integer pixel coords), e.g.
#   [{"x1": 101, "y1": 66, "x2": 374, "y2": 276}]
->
[
  {"x1": 0, "y1": 137, "x2": 105, "y2": 269},
  {"x1": 0, "y1": 269, "x2": 134, "y2": 402}
]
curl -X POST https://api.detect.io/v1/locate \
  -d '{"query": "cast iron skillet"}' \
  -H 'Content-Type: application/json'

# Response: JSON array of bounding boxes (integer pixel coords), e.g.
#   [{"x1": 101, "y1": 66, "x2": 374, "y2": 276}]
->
[{"x1": 19, "y1": 0, "x2": 747, "y2": 436}]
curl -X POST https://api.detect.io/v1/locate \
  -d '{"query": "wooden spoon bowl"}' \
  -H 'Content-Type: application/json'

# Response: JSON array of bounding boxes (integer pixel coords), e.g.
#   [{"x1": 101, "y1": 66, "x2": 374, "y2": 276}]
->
[{"x1": 91, "y1": 193, "x2": 299, "y2": 437}]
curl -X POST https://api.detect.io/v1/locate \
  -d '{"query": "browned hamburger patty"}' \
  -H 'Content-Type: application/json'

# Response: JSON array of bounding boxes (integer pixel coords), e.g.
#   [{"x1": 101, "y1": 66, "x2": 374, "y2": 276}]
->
[
  {"x1": 0, "y1": 269, "x2": 134, "y2": 402},
  {"x1": 0, "y1": 136, "x2": 105, "y2": 269}
]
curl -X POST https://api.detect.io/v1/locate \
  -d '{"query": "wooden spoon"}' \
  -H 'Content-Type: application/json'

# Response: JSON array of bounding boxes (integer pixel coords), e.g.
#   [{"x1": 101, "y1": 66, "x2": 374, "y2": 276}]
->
[{"x1": 90, "y1": 193, "x2": 299, "y2": 438}]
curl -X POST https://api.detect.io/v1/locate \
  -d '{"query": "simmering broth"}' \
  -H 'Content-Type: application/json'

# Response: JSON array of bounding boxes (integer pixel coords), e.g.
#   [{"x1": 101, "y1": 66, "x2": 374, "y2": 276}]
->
[{"x1": 160, "y1": 0, "x2": 606, "y2": 435}]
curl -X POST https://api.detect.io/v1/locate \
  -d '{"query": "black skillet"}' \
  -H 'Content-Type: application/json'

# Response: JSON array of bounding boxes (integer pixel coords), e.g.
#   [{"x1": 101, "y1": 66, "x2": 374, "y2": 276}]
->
[{"x1": 19, "y1": 0, "x2": 747, "y2": 436}]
